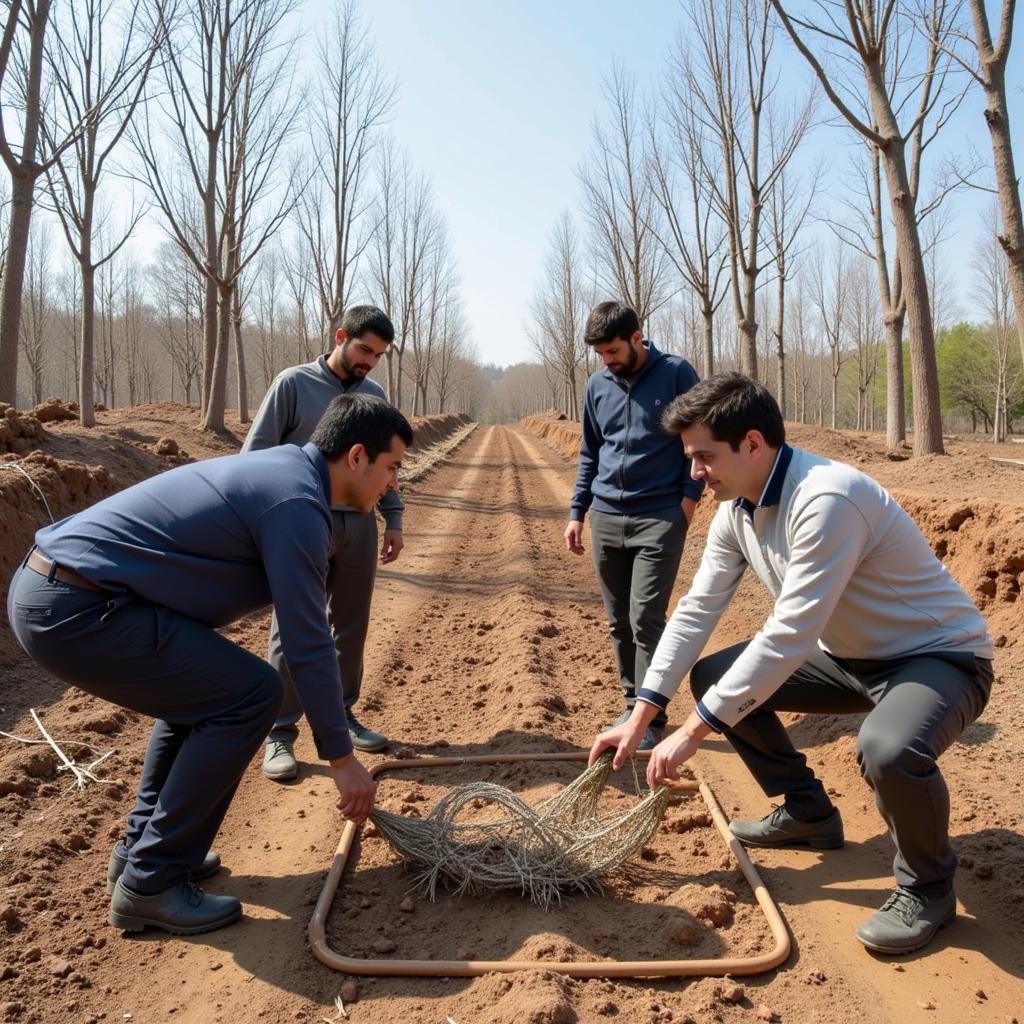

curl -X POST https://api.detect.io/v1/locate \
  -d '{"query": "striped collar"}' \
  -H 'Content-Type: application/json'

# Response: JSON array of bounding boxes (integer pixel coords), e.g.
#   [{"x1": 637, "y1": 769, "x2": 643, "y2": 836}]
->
[{"x1": 734, "y1": 443, "x2": 793, "y2": 519}]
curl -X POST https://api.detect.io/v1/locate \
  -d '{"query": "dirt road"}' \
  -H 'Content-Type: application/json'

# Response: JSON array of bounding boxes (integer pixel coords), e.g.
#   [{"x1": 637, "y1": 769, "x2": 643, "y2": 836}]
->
[{"x1": 2, "y1": 420, "x2": 1023, "y2": 1024}]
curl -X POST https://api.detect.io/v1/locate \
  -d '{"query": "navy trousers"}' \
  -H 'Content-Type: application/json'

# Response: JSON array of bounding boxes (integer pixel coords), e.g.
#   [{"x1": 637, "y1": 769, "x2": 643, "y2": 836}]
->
[
  {"x1": 7, "y1": 560, "x2": 282, "y2": 893},
  {"x1": 691, "y1": 641, "x2": 993, "y2": 894}
]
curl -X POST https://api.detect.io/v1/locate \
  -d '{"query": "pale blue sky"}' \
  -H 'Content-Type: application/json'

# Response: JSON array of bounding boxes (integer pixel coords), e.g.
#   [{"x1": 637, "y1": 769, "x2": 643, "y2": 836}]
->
[
  {"x1": 353, "y1": 0, "x2": 689, "y2": 367},
  {"x1": 325, "y1": 0, "x2": 1023, "y2": 367}
]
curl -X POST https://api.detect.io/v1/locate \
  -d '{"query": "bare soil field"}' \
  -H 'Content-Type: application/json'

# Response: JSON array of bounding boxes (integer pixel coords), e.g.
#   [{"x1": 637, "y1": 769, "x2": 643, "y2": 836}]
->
[{"x1": 1, "y1": 403, "x2": 1022, "y2": 1024}]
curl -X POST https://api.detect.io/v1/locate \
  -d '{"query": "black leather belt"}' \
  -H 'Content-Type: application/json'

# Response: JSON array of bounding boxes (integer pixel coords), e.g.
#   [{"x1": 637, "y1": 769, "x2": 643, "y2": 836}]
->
[{"x1": 26, "y1": 549, "x2": 107, "y2": 593}]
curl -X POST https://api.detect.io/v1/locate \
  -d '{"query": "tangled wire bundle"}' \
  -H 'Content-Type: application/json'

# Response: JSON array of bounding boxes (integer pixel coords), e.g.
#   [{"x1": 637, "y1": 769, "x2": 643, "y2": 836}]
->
[{"x1": 369, "y1": 755, "x2": 672, "y2": 907}]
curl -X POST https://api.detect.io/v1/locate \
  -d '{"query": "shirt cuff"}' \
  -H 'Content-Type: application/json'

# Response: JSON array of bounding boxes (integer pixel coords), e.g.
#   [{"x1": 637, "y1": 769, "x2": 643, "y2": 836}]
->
[
  {"x1": 313, "y1": 730, "x2": 354, "y2": 760},
  {"x1": 381, "y1": 512, "x2": 403, "y2": 531},
  {"x1": 636, "y1": 688, "x2": 669, "y2": 712},
  {"x1": 694, "y1": 699, "x2": 726, "y2": 733}
]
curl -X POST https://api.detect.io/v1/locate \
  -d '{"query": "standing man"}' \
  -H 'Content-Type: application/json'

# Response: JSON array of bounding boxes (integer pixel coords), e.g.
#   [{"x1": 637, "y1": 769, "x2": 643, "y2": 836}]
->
[
  {"x1": 8, "y1": 394, "x2": 413, "y2": 934},
  {"x1": 244, "y1": 305, "x2": 402, "y2": 780},
  {"x1": 565, "y1": 300, "x2": 703, "y2": 750},
  {"x1": 591, "y1": 372, "x2": 994, "y2": 955}
]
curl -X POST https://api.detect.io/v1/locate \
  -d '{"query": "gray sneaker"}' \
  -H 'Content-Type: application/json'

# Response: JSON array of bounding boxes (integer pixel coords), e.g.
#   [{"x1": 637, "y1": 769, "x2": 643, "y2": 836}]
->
[
  {"x1": 105, "y1": 842, "x2": 222, "y2": 895},
  {"x1": 855, "y1": 887, "x2": 956, "y2": 954},
  {"x1": 729, "y1": 804, "x2": 844, "y2": 850},
  {"x1": 109, "y1": 877, "x2": 241, "y2": 935},
  {"x1": 262, "y1": 738, "x2": 298, "y2": 780},
  {"x1": 347, "y1": 713, "x2": 388, "y2": 753}
]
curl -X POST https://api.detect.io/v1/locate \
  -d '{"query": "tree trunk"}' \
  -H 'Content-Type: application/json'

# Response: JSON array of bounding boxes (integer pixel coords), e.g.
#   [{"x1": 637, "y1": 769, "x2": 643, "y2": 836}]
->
[
  {"x1": 702, "y1": 309, "x2": 714, "y2": 379},
  {"x1": 775, "y1": 271, "x2": 786, "y2": 417},
  {"x1": 883, "y1": 313, "x2": 906, "y2": 449},
  {"x1": 203, "y1": 282, "x2": 232, "y2": 431},
  {"x1": 201, "y1": 135, "x2": 219, "y2": 419},
  {"x1": 0, "y1": 172, "x2": 37, "y2": 405},
  {"x1": 971, "y1": 0, "x2": 1024, "y2": 371},
  {"x1": 232, "y1": 286, "x2": 248, "y2": 423},
  {"x1": 877, "y1": 137, "x2": 944, "y2": 455},
  {"x1": 79, "y1": 261, "x2": 96, "y2": 427}
]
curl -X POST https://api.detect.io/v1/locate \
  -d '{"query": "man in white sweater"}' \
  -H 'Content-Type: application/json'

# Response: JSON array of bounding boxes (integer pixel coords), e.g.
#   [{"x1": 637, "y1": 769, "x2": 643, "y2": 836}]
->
[{"x1": 590, "y1": 372, "x2": 993, "y2": 956}]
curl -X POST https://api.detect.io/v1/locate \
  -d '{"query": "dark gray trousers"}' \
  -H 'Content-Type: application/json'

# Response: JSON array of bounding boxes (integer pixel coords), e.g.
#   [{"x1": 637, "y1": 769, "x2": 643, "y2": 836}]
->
[
  {"x1": 589, "y1": 505, "x2": 687, "y2": 728},
  {"x1": 267, "y1": 509, "x2": 377, "y2": 743},
  {"x1": 7, "y1": 560, "x2": 282, "y2": 893},
  {"x1": 691, "y1": 641, "x2": 993, "y2": 894}
]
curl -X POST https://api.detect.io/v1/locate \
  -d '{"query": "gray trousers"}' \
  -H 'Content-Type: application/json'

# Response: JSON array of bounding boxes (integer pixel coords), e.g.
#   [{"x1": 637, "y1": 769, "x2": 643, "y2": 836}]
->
[
  {"x1": 267, "y1": 509, "x2": 378, "y2": 743},
  {"x1": 590, "y1": 505, "x2": 687, "y2": 728},
  {"x1": 7, "y1": 560, "x2": 282, "y2": 893},
  {"x1": 691, "y1": 641, "x2": 993, "y2": 894}
]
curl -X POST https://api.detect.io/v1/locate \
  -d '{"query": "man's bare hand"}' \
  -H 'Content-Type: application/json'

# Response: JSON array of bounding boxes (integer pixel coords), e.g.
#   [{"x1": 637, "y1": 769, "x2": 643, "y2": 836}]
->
[
  {"x1": 329, "y1": 753, "x2": 377, "y2": 821},
  {"x1": 564, "y1": 520, "x2": 585, "y2": 555},
  {"x1": 380, "y1": 529, "x2": 404, "y2": 565},
  {"x1": 645, "y1": 711, "x2": 712, "y2": 789},
  {"x1": 587, "y1": 702, "x2": 658, "y2": 771}
]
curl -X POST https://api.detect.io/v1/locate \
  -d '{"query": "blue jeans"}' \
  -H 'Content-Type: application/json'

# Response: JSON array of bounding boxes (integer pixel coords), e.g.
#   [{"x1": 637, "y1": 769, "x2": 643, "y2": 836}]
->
[{"x1": 7, "y1": 558, "x2": 282, "y2": 893}]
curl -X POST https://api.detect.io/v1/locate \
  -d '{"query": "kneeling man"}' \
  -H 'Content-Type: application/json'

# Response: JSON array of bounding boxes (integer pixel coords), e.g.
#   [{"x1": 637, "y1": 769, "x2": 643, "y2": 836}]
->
[{"x1": 590, "y1": 372, "x2": 993, "y2": 955}]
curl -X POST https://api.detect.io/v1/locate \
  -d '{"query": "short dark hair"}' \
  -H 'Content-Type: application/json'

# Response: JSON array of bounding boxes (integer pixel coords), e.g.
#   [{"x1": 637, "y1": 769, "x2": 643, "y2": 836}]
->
[
  {"x1": 662, "y1": 371, "x2": 786, "y2": 450},
  {"x1": 310, "y1": 393, "x2": 413, "y2": 461},
  {"x1": 342, "y1": 305, "x2": 395, "y2": 344},
  {"x1": 583, "y1": 301, "x2": 640, "y2": 346}
]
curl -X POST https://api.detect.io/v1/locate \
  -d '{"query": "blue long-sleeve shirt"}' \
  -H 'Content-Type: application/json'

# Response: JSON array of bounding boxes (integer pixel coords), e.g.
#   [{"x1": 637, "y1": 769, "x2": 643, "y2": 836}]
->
[
  {"x1": 570, "y1": 342, "x2": 703, "y2": 520},
  {"x1": 34, "y1": 443, "x2": 355, "y2": 759}
]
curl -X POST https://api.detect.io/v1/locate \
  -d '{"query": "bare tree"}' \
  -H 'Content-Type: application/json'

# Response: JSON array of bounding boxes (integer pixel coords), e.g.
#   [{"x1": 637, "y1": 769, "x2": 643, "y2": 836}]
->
[
  {"x1": 682, "y1": 0, "x2": 815, "y2": 378},
  {"x1": 131, "y1": 0, "x2": 295, "y2": 430},
  {"x1": 974, "y1": 201, "x2": 1016, "y2": 441},
  {"x1": 0, "y1": 0, "x2": 102, "y2": 404},
  {"x1": 296, "y1": 0, "x2": 395, "y2": 338},
  {"x1": 42, "y1": 0, "x2": 161, "y2": 425},
  {"x1": 149, "y1": 239, "x2": 203, "y2": 404},
  {"x1": 846, "y1": 255, "x2": 884, "y2": 428},
  {"x1": 811, "y1": 239, "x2": 849, "y2": 428},
  {"x1": 770, "y1": 0, "x2": 966, "y2": 454},
  {"x1": 17, "y1": 215, "x2": 48, "y2": 404},
  {"x1": 529, "y1": 212, "x2": 589, "y2": 420},
  {"x1": 648, "y1": 70, "x2": 729, "y2": 378},
  {"x1": 579, "y1": 64, "x2": 666, "y2": 327},
  {"x1": 368, "y1": 139, "x2": 439, "y2": 410},
  {"x1": 945, "y1": 0, "x2": 1024, "y2": 370}
]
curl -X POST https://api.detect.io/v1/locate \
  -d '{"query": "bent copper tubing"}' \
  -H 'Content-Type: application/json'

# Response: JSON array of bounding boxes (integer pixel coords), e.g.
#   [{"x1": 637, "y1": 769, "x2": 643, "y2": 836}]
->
[{"x1": 308, "y1": 751, "x2": 791, "y2": 978}]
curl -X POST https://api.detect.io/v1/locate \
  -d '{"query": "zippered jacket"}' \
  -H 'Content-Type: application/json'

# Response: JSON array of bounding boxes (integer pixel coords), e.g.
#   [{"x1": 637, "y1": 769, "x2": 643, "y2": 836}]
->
[{"x1": 569, "y1": 342, "x2": 703, "y2": 520}]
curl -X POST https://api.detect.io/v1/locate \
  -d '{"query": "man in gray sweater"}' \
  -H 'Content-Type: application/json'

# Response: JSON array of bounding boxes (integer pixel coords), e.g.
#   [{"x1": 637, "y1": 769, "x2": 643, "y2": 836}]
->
[
  {"x1": 591, "y1": 372, "x2": 993, "y2": 957},
  {"x1": 243, "y1": 306, "x2": 404, "y2": 780}
]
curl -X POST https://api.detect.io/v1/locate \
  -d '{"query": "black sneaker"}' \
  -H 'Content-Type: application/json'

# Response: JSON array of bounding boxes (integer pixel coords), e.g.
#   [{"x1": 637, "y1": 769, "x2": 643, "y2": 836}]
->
[
  {"x1": 729, "y1": 804, "x2": 844, "y2": 849},
  {"x1": 347, "y1": 713, "x2": 389, "y2": 752},
  {"x1": 855, "y1": 887, "x2": 956, "y2": 954}
]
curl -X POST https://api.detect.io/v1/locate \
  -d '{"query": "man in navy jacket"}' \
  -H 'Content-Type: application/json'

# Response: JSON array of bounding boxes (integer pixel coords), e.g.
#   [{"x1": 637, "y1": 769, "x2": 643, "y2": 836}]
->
[
  {"x1": 7, "y1": 394, "x2": 411, "y2": 937},
  {"x1": 565, "y1": 301, "x2": 702, "y2": 748}
]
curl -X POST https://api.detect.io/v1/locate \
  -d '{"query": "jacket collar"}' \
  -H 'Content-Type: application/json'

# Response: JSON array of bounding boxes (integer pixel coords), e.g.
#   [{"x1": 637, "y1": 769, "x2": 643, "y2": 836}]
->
[{"x1": 734, "y1": 443, "x2": 793, "y2": 519}]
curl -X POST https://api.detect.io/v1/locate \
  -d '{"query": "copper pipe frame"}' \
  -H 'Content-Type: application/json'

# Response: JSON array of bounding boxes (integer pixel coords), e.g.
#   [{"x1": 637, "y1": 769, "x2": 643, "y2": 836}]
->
[{"x1": 308, "y1": 752, "x2": 791, "y2": 978}]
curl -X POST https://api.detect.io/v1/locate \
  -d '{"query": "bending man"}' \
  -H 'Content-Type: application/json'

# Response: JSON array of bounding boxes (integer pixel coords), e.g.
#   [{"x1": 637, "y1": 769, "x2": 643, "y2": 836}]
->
[{"x1": 8, "y1": 394, "x2": 411, "y2": 936}]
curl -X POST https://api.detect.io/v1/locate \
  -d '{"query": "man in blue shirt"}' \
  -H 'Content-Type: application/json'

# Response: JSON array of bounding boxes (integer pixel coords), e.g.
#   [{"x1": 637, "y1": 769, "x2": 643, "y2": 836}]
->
[
  {"x1": 565, "y1": 301, "x2": 702, "y2": 749},
  {"x1": 7, "y1": 394, "x2": 412, "y2": 936}
]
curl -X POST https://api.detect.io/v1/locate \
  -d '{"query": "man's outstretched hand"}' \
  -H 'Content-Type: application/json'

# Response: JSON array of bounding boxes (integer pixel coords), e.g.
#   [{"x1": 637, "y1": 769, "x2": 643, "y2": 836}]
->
[
  {"x1": 329, "y1": 753, "x2": 377, "y2": 822},
  {"x1": 588, "y1": 702, "x2": 659, "y2": 771},
  {"x1": 644, "y1": 711, "x2": 712, "y2": 789}
]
